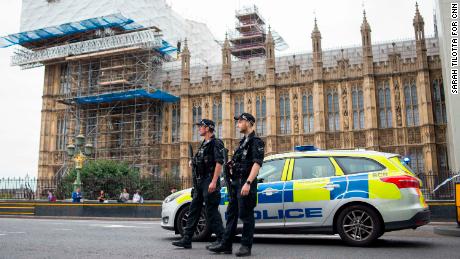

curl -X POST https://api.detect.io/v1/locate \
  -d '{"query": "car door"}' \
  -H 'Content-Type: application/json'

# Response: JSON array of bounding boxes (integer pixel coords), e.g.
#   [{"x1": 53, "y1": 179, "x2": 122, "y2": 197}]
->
[
  {"x1": 254, "y1": 158, "x2": 289, "y2": 229},
  {"x1": 283, "y1": 156, "x2": 347, "y2": 228}
]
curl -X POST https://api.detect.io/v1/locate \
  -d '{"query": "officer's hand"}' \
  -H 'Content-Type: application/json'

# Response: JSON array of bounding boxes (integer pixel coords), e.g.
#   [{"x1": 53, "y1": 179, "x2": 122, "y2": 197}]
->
[
  {"x1": 208, "y1": 181, "x2": 216, "y2": 193},
  {"x1": 240, "y1": 183, "x2": 250, "y2": 196},
  {"x1": 188, "y1": 160, "x2": 192, "y2": 168}
]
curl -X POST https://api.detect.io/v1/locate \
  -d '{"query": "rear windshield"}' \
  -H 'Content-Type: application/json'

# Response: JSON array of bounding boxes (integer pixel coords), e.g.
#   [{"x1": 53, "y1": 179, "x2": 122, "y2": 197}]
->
[{"x1": 389, "y1": 156, "x2": 416, "y2": 176}]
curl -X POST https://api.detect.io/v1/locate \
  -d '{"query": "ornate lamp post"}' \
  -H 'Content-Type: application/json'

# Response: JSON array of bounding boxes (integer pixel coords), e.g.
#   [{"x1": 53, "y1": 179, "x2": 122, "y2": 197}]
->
[{"x1": 67, "y1": 127, "x2": 94, "y2": 191}]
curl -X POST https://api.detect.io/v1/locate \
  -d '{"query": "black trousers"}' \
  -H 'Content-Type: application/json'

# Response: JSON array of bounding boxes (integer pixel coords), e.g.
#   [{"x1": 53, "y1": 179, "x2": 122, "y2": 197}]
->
[
  {"x1": 183, "y1": 176, "x2": 224, "y2": 240},
  {"x1": 221, "y1": 179, "x2": 257, "y2": 249}
]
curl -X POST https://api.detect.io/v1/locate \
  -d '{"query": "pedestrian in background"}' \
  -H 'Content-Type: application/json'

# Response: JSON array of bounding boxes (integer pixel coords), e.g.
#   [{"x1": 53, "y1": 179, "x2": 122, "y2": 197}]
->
[
  {"x1": 133, "y1": 189, "x2": 144, "y2": 203},
  {"x1": 72, "y1": 188, "x2": 82, "y2": 203},
  {"x1": 98, "y1": 190, "x2": 106, "y2": 203},
  {"x1": 118, "y1": 188, "x2": 129, "y2": 203},
  {"x1": 47, "y1": 190, "x2": 56, "y2": 202}
]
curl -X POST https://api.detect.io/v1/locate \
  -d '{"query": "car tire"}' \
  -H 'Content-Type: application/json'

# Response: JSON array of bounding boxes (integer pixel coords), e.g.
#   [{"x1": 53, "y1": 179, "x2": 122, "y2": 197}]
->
[
  {"x1": 175, "y1": 204, "x2": 210, "y2": 241},
  {"x1": 336, "y1": 205, "x2": 382, "y2": 246}
]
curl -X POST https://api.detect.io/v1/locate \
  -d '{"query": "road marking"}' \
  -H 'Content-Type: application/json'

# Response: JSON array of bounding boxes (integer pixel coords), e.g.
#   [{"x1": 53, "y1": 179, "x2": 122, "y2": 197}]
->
[
  {"x1": 53, "y1": 228, "x2": 72, "y2": 231},
  {"x1": 88, "y1": 224, "x2": 152, "y2": 229}
]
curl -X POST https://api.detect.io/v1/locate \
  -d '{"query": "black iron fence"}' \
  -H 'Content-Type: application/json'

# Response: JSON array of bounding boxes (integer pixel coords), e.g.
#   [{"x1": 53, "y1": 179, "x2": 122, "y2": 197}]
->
[
  {"x1": 0, "y1": 171, "x2": 458, "y2": 201},
  {"x1": 0, "y1": 176, "x2": 193, "y2": 201},
  {"x1": 416, "y1": 171, "x2": 459, "y2": 201}
]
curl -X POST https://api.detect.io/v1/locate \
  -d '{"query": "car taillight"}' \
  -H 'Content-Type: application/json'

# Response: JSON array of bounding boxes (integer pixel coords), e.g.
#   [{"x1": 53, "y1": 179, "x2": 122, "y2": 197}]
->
[{"x1": 380, "y1": 175, "x2": 420, "y2": 189}]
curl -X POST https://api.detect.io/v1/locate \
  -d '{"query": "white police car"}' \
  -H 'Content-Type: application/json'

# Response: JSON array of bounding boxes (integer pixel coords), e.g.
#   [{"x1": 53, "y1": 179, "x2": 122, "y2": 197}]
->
[{"x1": 161, "y1": 146, "x2": 430, "y2": 246}]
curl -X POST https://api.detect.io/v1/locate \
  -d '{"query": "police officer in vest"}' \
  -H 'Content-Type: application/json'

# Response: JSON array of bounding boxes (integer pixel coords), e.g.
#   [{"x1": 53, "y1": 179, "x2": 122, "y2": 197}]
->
[
  {"x1": 209, "y1": 113, "x2": 265, "y2": 257},
  {"x1": 172, "y1": 119, "x2": 225, "y2": 249}
]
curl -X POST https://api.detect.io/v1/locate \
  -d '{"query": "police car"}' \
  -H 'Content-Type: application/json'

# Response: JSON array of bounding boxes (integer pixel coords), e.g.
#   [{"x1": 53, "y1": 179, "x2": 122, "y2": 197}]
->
[{"x1": 161, "y1": 146, "x2": 430, "y2": 246}]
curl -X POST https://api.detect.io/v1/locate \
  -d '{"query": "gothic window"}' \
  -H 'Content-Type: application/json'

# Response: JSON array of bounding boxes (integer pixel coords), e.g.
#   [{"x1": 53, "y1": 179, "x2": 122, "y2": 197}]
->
[
  {"x1": 404, "y1": 80, "x2": 419, "y2": 126},
  {"x1": 279, "y1": 93, "x2": 291, "y2": 134},
  {"x1": 408, "y1": 147, "x2": 424, "y2": 173},
  {"x1": 56, "y1": 115, "x2": 68, "y2": 151},
  {"x1": 432, "y1": 79, "x2": 447, "y2": 124},
  {"x1": 378, "y1": 80, "x2": 393, "y2": 128},
  {"x1": 256, "y1": 96, "x2": 267, "y2": 136},
  {"x1": 171, "y1": 162, "x2": 180, "y2": 178},
  {"x1": 437, "y1": 146, "x2": 449, "y2": 172},
  {"x1": 327, "y1": 90, "x2": 340, "y2": 132},
  {"x1": 234, "y1": 96, "x2": 244, "y2": 138},
  {"x1": 192, "y1": 104, "x2": 202, "y2": 141},
  {"x1": 352, "y1": 86, "x2": 364, "y2": 130},
  {"x1": 60, "y1": 63, "x2": 71, "y2": 94},
  {"x1": 172, "y1": 106, "x2": 180, "y2": 143},
  {"x1": 302, "y1": 93, "x2": 314, "y2": 133},
  {"x1": 212, "y1": 101, "x2": 222, "y2": 137}
]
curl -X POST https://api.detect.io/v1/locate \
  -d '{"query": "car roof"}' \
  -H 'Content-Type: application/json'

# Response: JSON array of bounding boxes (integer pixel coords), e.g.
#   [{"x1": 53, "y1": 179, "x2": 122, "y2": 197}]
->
[{"x1": 265, "y1": 149, "x2": 399, "y2": 161}]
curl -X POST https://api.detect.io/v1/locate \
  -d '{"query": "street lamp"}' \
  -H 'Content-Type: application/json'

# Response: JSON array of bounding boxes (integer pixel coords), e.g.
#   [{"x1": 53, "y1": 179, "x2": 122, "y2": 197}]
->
[{"x1": 67, "y1": 127, "x2": 94, "y2": 192}]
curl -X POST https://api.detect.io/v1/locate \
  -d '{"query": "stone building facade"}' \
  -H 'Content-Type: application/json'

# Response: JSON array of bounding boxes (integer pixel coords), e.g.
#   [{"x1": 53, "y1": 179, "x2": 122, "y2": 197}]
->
[{"x1": 37, "y1": 6, "x2": 448, "y2": 179}]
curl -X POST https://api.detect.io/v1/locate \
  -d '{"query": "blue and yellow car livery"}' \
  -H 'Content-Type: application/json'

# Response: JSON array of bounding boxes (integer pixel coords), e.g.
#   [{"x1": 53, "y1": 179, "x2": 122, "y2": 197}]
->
[{"x1": 161, "y1": 147, "x2": 430, "y2": 246}]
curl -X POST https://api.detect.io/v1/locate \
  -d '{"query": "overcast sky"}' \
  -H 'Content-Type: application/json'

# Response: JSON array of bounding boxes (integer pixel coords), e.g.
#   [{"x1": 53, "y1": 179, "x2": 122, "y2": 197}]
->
[{"x1": 0, "y1": 0, "x2": 435, "y2": 178}]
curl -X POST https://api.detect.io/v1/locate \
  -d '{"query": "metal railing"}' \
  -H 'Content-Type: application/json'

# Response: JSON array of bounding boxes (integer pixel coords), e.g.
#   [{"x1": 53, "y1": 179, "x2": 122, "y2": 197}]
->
[
  {"x1": 0, "y1": 171, "x2": 458, "y2": 201},
  {"x1": 416, "y1": 171, "x2": 459, "y2": 201},
  {"x1": 0, "y1": 176, "x2": 192, "y2": 201}
]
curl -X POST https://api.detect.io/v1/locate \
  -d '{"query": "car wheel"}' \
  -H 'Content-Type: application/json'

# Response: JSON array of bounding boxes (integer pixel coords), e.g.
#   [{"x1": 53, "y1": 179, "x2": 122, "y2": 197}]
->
[
  {"x1": 336, "y1": 205, "x2": 382, "y2": 246},
  {"x1": 176, "y1": 204, "x2": 210, "y2": 241}
]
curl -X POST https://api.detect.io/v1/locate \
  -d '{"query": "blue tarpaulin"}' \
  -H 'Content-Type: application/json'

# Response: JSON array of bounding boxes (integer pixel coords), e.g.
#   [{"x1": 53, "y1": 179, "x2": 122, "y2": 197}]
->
[
  {"x1": 0, "y1": 13, "x2": 143, "y2": 48},
  {"x1": 74, "y1": 89, "x2": 179, "y2": 104}
]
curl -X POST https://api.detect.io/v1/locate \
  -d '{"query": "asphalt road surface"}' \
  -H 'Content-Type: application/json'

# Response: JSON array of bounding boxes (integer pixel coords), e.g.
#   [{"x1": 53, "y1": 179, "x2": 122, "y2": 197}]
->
[{"x1": 0, "y1": 217, "x2": 459, "y2": 259}]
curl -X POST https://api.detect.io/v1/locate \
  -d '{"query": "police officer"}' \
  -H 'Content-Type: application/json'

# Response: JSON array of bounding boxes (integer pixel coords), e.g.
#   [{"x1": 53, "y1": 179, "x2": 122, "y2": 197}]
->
[
  {"x1": 172, "y1": 119, "x2": 225, "y2": 249},
  {"x1": 209, "y1": 113, "x2": 264, "y2": 257}
]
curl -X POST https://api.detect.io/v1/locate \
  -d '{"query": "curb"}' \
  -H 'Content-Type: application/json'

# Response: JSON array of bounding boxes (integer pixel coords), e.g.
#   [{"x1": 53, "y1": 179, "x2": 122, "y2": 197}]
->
[
  {"x1": 434, "y1": 226, "x2": 460, "y2": 237},
  {"x1": 0, "y1": 215, "x2": 160, "y2": 221}
]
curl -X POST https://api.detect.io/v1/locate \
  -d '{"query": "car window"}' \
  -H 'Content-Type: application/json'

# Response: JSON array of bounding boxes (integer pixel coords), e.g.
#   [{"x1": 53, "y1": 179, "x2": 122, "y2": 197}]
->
[
  {"x1": 292, "y1": 157, "x2": 335, "y2": 180},
  {"x1": 334, "y1": 157, "x2": 385, "y2": 175},
  {"x1": 257, "y1": 159, "x2": 285, "y2": 183}
]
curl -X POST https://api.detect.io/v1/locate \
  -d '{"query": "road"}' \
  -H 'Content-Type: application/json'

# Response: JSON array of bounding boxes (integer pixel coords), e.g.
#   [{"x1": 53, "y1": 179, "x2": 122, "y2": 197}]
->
[{"x1": 0, "y1": 217, "x2": 458, "y2": 259}]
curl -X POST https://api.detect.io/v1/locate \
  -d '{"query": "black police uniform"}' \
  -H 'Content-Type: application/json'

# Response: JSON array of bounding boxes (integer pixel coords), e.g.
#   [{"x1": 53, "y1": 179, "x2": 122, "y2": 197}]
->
[
  {"x1": 174, "y1": 124, "x2": 225, "y2": 248},
  {"x1": 217, "y1": 115, "x2": 265, "y2": 254}
]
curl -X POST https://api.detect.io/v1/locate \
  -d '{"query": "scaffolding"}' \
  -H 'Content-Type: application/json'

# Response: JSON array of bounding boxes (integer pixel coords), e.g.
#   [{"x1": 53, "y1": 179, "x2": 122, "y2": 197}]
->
[
  {"x1": 54, "y1": 40, "x2": 179, "y2": 178},
  {"x1": 229, "y1": 5, "x2": 288, "y2": 59}
]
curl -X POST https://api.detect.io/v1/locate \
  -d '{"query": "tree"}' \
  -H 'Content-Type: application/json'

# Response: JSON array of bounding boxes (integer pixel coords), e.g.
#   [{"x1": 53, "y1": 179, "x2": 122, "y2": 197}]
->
[{"x1": 56, "y1": 160, "x2": 140, "y2": 200}]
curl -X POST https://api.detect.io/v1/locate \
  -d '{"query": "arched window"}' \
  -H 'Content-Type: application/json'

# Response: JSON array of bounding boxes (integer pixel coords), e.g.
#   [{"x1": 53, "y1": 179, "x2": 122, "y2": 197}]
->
[
  {"x1": 279, "y1": 93, "x2": 291, "y2": 134},
  {"x1": 256, "y1": 96, "x2": 267, "y2": 136},
  {"x1": 327, "y1": 90, "x2": 340, "y2": 132},
  {"x1": 302, "y1": 93, "x2": 314, "y2": 133},
  {"x1": 352, "y1": 86, "x2": 364, "y2": 130},
  {"x1": 171, "y1": 106, "x2": 180, "y2": 142},
  {"x1": 378, "y1": 80, "x2": 392, "y2": 128},
  {"x1": 234, "y1": 96, "x2": 244, "y2": 138},
  {"x1": 432, "y1": 79, "x2": 447, "y2": 124},
  {"x1": 212, "y1": 101, "x2": 222, "y2": 137},
  {"x1": 56, "y1": 115, "x2": 68, "y2": 151},
  {"x1": 408, "y1": 147, "x2": 424, "y2": 174},
  {"x1": 404, "y1": 80, "x2": 419, "y2": 126},
  {"x1": 192, "y1": 104, "x2": 202, "y2": 141}
]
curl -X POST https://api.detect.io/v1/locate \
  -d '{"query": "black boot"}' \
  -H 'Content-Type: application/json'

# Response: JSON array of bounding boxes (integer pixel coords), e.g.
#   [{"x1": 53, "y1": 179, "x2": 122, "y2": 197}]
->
[
  {"x1": 235, "y1": 246, "x2": 251, "y2": 257},
  {"x1": 208, "y1": 242, "x2": 232, "y2": 254},
  {"x1": 172, "y1": 236, "x2": 192, "y2": 249},
  {"x1": 205, "y1": 238, "x2": 221, "y2": 250}
]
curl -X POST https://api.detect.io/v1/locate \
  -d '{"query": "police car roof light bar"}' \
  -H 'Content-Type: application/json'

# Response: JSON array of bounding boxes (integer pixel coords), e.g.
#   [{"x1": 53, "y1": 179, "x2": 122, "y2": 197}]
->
[{"x1": 294, "y1": 145, "x2": 318, "y2": 152}]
